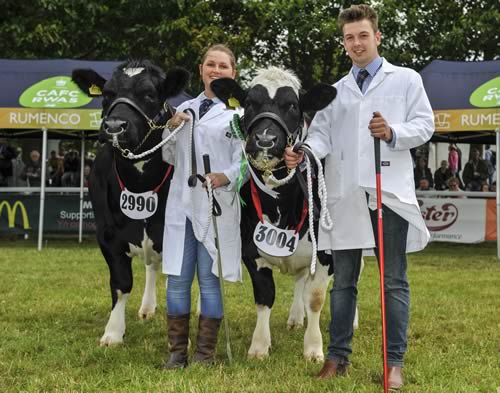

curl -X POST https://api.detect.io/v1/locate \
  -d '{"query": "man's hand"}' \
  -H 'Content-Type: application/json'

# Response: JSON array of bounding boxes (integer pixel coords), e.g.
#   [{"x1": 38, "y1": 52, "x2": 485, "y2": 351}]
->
[
  {"x1": 284, "y1": 146, "x2": 304, "y2": 169},
  {"x1": 369, "y1": 111, "x2": 392, "y2": 142}
]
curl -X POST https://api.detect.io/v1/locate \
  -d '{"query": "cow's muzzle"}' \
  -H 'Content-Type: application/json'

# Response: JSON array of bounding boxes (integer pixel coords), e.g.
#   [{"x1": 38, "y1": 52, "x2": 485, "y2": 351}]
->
[
  {"x1": 255, "y1": 128, "x2": 277, "y2": 149},
  {"x1": 103, "y1": 118, "x2": 128, "y2": 136}
]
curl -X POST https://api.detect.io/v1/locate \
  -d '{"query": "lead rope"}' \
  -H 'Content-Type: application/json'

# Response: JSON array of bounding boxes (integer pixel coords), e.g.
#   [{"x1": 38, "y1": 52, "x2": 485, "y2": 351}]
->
[
  {"x1": 115, "y1": 120, "x2": 187, "y2": 160},
  {"x1": 300, "y1": 145, "x2": 333, "y2": 275},
  {"x1": 186, "y1": 110, "x2": 214, "y2": 242}
]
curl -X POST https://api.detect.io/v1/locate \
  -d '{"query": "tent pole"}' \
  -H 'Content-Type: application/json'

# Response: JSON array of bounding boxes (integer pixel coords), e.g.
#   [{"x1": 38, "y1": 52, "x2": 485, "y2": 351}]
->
[
  {"x1": 496, "y1": 129, "x2": 500, "y2": 259},
  {"x1": 79, "y1": 132, "x2": 85, "y2": 243},
  {"x1": 37, "y1": 128, "x2": 48, "y2": 251}
]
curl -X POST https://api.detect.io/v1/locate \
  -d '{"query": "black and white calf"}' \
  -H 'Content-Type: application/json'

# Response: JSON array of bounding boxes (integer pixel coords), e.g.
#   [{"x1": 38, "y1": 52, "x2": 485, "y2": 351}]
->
[
  {"x1": 72, "y1": 60, "x2": 189, "y2": 345},
  {"x1": 212, "y1": 67, "x2": 338, "y2": 361}
]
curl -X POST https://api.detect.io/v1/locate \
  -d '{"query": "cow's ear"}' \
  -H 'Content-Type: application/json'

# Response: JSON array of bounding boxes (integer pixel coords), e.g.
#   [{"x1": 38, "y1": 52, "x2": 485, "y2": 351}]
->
[
  {"x1": 72, "y1": 69, "x2": 106, "y2": 97},
  {"x1": 211, "y1": 78, "x2": 246, "y2": 107},
  {"x1": 299, "y1": 84, "x2": 337, "y2": 112},
  {"x1": 164, "y1": 67, "x2": 190, "y2": 98}
]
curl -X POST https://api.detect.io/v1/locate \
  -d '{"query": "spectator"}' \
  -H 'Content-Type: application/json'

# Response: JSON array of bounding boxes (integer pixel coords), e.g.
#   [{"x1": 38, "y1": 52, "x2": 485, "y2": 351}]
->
[
  {"x1": 61, "y1": 150, "x2": 80, "y2": 187},
  {"x1": 413, "y1": 157, "x2": 433, "y2": 189},
  {"x1": 47, "y1": 150, "x2": 64, "y2": 186},
  {"x1": 484, "y1": 144, "x2": 495, "y2": 186},
  {"x1": 491, "y1": 182, "x2": 496, "y2": 193},
  {"x1": 11, "y1": 148, "x2": 25, "y2": 186},
  {"x1": 447, "y1": 177, "x2": 465, "y2": 198},
  {"x1": 462, "y1": 148, "x2": 488, "y2": 191},
  {"x1": 448, "y1": 144, "x2": 459, "y2": 176},
  {"x1": 0, "y1": 137, "x2": 18, "y2": 186},
  {"x1": 434, "y1": 160, "x2": 453, "y2": 190},
  {"x1": 20, "y1": 150, "x2": 42, "y2": 187},
  {"x1": 417, "y1": 178, "x2": 431, "y2": 191},
  {"x1": 83, "y1": 164, "x2": 91, "y2": 187},
  {"x1": 481, "y1": 182, "x2": 490, "y2": 192}
]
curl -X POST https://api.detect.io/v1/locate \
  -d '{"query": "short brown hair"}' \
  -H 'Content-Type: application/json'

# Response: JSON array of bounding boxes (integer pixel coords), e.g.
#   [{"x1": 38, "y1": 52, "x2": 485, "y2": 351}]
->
[
  {"x1": 201, "y1": 44, "x2": 236, "y2": 71},
  {"x1": 338, "y1": 4, "x2": 378, "y2": 32}
]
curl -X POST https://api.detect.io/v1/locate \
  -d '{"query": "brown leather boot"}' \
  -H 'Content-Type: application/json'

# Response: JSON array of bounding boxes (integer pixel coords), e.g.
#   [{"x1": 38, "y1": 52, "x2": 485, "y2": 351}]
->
[
  {"x1": 192, "y1": 315, "x2": 222, "y2": 364},
  {"x1": 163, "y1": 314, "x2": 190, "y2": 369},
  {"x1": 316, "y1": 359, "x2": 349, "y2": 380}
]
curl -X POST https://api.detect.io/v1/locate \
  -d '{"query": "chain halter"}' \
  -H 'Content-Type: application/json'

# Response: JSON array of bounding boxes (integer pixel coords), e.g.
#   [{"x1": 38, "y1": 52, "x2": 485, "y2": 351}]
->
[{"x1": 102, "y1": 97, "x2": 174, "y2": 158}]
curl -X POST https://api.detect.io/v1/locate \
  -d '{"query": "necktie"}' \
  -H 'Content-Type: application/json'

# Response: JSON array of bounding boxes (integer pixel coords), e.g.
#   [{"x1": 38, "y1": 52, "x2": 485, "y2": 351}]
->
[
  {"x1": 356, "y1": 69, "x2": 370, "y2": 91},
  {"x1": 199, "y1": 98, "x2": 213, "y2": 119}
]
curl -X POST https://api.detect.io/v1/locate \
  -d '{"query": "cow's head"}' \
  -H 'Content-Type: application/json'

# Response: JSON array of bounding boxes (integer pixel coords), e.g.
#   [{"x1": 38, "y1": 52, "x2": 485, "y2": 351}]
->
[
  {"x1": 212, "y1": 67, "x2": 336, "y2": 176},
  {"x1": 72, "y1": 60, "x2": 189, "y2": 155}
]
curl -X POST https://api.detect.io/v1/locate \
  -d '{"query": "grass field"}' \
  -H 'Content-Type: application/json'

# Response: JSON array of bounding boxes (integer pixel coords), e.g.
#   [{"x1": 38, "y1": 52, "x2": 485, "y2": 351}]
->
[{"x1": 0, "y1": 240, "x2": 499, "y2": 393}]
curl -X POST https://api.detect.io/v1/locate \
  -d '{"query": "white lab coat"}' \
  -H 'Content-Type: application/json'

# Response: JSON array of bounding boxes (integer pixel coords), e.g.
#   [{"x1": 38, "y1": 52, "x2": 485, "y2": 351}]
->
[
  {"x1": 162, "y1": 94, "x2": 243, "y2": 281},
  {"x1": 306, "y1": 60, "x2": 434, "y2": 252}
]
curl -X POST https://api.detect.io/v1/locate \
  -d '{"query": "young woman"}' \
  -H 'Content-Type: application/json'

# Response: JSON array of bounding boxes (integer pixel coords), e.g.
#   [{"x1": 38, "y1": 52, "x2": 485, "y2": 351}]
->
[{"x1": 161, "y1": 44, "x2": 243, "y2": 369}]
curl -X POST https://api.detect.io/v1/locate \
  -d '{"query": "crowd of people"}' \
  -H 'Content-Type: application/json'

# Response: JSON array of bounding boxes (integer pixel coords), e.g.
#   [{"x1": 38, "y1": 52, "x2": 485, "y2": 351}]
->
[
  {"x1": 0, "y1": 137, "x2": 93, "y2": 188},
  {"x1": 414, "y1": 144, "x2": 496, "y2": 193}
]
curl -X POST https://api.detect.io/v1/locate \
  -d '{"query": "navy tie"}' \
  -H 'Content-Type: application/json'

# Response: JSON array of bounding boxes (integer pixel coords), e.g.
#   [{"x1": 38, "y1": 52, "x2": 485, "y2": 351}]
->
[
  {"x1": 199, "y1": 98, "x2": 213, "y2": 119},
  {"x1": 356, "y1": 69, "x2": 370, "y2": 91}
]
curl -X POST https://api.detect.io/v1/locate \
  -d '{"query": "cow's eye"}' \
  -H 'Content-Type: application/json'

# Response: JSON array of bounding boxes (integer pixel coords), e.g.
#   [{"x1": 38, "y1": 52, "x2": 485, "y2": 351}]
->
[{"x1": 288, "y1": 103, "x2": 298, "y2": 112}]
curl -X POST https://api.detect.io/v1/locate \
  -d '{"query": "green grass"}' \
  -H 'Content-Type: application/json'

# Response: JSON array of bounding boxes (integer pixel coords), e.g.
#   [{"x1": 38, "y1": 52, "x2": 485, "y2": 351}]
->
[{"x1": 0, "y1": 240, "x2": 499, "y2": 392}]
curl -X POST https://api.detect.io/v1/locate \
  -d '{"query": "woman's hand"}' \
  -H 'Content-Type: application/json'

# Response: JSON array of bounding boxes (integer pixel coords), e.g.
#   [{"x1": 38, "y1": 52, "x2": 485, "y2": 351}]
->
[
  {"x1": 204, "y1": 173, "x2": 229, "y2": 189},
  {"x1": 166, "y1": 112, "x2": 190, "y2": 129}
]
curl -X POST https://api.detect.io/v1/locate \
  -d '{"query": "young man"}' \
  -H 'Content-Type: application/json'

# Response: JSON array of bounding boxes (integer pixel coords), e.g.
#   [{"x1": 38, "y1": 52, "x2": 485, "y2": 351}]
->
[{"x1": 284, "y1": 4, "x2": 434, "y2": 390}]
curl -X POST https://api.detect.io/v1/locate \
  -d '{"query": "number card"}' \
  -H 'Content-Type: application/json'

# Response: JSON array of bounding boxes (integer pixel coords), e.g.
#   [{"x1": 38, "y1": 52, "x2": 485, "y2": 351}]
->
[
  {"x1": 253, "y1": 220, "x2": 299, "y2": 257},
  {"x1": 120, "y1": 189, "x2": 158, "y2": 220}
]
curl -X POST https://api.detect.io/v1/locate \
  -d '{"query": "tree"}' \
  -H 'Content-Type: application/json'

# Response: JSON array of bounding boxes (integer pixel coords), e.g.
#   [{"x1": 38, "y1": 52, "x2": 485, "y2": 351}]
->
[{"x1": 1, "y1": 0, "x2": 498, "y2": 92}]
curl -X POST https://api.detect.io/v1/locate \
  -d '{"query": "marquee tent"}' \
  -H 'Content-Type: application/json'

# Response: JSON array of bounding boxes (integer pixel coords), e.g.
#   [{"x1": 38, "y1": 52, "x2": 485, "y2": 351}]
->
[
  {"x1": 420, "y1": 59, "x2": 499, "y2": 144},
  {"x1": 0, "y1": 58, "x2": 190, "y2": 249},
  {"x1": 420, "y1": 59, "x2": 500, "y2": 256}
]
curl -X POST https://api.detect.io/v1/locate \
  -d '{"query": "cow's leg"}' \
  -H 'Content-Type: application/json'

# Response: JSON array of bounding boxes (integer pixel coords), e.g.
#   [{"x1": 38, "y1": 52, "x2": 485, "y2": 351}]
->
[
  {"x1": 287, "y1": 268, "x2": 308, "y2": 330},
  {"x1": 244, "y1": 256, "x2": 275, "y2": 359},
  {"x1": 138, "y1": 261, "x2": 160, "y2": 319},
  {"x1": 100, "y1": 250, "x2": 133, "y2": 346},
  {"x1": 303, "y1": 262, "x2": 331, "y2": 362},
  {"x1": 138, "y1": 236, "x2": 161, "y2": 319}
]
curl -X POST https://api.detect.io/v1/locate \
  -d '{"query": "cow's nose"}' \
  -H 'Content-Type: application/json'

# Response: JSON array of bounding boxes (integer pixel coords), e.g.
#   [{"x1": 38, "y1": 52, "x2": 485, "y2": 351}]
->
[
  {"x1": 255, "y1": 129, "x2": 277, "y2": 149},
  {"x1": 103, "y1": 119, "x2": 128, "y2": 135}
]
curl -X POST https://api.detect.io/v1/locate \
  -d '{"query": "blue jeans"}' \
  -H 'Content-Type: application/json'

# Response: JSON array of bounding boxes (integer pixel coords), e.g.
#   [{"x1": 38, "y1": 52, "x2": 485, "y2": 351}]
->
[
  {"x1": 166, "y1": 219, "x2": 223, "y2": 318},
  {"x1": 328, "y1": 203, "x2": 409, "y2": 367}
]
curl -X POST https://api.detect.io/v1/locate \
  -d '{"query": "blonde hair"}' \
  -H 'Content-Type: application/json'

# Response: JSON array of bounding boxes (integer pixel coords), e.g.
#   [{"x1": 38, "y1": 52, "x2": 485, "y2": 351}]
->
[{"x1": 201, "y1": 44, "x2": 236, "y2": 71}]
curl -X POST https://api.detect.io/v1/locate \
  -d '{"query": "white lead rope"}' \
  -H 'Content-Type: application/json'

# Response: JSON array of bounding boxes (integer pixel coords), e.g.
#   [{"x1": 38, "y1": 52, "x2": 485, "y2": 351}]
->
[
  {"x1": 298, "y1": 145, "x2": 333, "y2": 275},
  {"x1": 114, "y1": 121, "x2": 186, "y2": 160}
]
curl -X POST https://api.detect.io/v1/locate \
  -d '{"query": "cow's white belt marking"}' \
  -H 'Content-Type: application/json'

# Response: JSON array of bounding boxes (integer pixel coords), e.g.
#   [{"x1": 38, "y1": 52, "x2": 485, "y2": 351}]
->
[
  {"x1": 123, "y1": 67, "x2": 145, "y2": 77},
  {"x1": 253, "y1": 220, "x2": 299, "y2": 257},
  {"x1": 120, "y1": 189, "x2": 158, "y2": 219}
]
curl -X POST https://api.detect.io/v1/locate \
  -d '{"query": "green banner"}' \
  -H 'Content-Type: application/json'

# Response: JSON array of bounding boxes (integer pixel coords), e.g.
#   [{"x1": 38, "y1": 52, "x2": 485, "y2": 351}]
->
[{"x1": 0, "y1": 194, "x2": 96, "y2": 234}]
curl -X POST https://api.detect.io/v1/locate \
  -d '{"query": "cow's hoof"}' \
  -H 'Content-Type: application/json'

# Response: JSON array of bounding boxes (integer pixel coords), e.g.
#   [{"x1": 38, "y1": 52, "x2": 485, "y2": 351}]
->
[
  {"x1": 247, "y1": 343, "x2": 271, "y2": 359},
  {"x1": 247, "y1": 350, "x2": 269, "y2": 360},
  {"x1": 287, "y1": 320, "x2": 304, "y2": 330},
  {"x1": 99, "y1": 333, "x2": 124, "y2": 346},
  {"x1": 304, "y1": 350, "x2": 324, "y2": 363},
  {"x1": 138, "y1": 307, "x2": 156, "y2": 320}
]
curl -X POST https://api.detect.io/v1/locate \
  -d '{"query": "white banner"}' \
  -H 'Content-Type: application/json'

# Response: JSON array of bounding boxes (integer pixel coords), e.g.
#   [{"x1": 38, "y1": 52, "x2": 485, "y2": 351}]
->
[{"x1": 418, "y1": 197, "x2": 487, "y2": 243}]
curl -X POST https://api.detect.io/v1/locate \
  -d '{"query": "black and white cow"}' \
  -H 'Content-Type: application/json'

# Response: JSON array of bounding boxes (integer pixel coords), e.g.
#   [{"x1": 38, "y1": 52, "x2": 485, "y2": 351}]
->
[
  {"x1": 72, "y1": 60, "x2": 189, "y2": 346},
  {"x1": 212, "y1": 67, "x2": 338, "y2": 361}
]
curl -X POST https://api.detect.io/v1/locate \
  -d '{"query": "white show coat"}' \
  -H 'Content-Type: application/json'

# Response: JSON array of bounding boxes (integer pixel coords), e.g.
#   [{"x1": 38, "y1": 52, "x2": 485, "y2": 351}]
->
[
  {"x1": 162, "y1": 94, "x2": 243, "y2": 282},
  {"x1": 306, "y1": 60, "x2": 434, "y2": 252}
]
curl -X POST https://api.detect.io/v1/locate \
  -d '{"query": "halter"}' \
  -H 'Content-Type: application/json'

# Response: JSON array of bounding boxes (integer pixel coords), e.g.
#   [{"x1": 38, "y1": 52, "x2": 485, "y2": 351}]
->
[
  {"x1": 243, "y1": 111, "x2": 303, "y2": 177},
  {"x1": 102, "y1": 97, "x2": 174, "y2": 158}
]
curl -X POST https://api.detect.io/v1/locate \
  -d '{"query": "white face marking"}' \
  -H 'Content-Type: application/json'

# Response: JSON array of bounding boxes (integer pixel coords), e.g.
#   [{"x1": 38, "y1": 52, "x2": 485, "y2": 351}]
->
[
  {"x1": 250, "y1": 66, "x2": 301, "y2": 99},
  {"x1": 123, "y1": 67, "x2": 145, "y2": 77}
]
